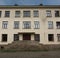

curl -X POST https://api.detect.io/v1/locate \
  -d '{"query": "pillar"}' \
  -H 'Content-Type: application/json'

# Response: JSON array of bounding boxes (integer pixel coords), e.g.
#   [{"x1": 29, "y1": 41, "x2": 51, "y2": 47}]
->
[
  {"x1": 19, "y1": 34, "x2": 23, "y2": 40},
  {"x1": 31, "y1": 34, "x2": 34, "y2": 40}
]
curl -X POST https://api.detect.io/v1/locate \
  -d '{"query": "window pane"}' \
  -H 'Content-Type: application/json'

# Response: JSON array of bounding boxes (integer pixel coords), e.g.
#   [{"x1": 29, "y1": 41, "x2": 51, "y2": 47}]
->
[
  {"x1": 55, "y1": 11, "x2": 60, "y2": 17},
  {"x1": 14, "y1": 21, "x2": 19, "y2": 29},
  {"x1": 34, "y1": 21, "x2": 40, "y2": 29},
  {"x1": 57, "y1": 34, "x2": 60, "y2": 41},
  {"x1": 48, "y1": 34, "x2": 54, "y2": 41},
  {"x1": 46, "y1": 10, "x2": 52, "y2": 17},
  {"x1": 2, "y1": 21, "x2": 8, "y2": 29},
  {"x1": 56, "y1": 22, "x2": 60, "y2": 29},
  {"x1": 5, "y1": 11, "x2": 10, "y2": 17},
  {"x1": 34, "y1": 34, "x2": 40, "y2": 41},
  {"x1": 23, "y1": 21, "x2": 31, "y2": 29},
  {"x1": 14, "y1": 34, "x2": 19, "y2": 41},
  {"x1": 23, "y1": 11, "x2": 30, "y2": 17},
  {"x1": 15, "y1": 11, "x2": 20, "y2": 17},
  {"x1": 48, "y1": 21, "x2": 53, "y2": 29},
  {"x1": 2, "y1": 34, "x2": 7, "y2": 42},
  {"x1": 33, "y1": 10, "x2": 39, "y2": 17},
  {"x1": 0, "y1": 11, "x2": 2, "y2": 17}
]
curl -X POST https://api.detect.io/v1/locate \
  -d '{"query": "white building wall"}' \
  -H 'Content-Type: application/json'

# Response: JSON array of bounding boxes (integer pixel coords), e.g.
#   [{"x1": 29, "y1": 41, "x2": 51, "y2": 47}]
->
[{"x1": 0, "y1": 8, "x2": 60, "y2": 45}]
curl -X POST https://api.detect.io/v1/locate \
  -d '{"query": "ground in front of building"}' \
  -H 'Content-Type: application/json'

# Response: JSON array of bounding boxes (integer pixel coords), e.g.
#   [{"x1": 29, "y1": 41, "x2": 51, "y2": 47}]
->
[{"x1": 0, "y1": 51, "x2": 60, "y2": 58}]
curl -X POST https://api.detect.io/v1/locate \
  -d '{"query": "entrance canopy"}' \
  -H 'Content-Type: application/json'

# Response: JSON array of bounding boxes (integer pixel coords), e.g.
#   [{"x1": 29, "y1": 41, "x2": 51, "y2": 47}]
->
[{"x1": 18, "y1": 32, "x2": 35, "y2": 34}]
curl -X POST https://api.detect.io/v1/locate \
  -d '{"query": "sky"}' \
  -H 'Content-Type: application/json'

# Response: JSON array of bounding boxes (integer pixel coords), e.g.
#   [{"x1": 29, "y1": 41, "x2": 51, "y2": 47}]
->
[{"x1": 0, "y1": 0, "x2": 60, "y2": 5}]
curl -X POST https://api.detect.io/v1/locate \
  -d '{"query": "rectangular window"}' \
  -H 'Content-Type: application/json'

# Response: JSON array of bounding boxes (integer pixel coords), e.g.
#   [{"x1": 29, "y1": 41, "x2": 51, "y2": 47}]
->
[
  {"x1": 23, "y1": 21, "x2": 31, "y2": 29},
  {"x1": 48, "y1": 34, "x2": 54, "y2": 41},
  {"x1": 23, "y1": 11, "x2": 30, "y2": 17},
  {"x1": 15, "y1": 11, "x2": 20, "y2": 17},
  {"x1": 14, "y1": 34, "x2": 19, "y2": 41},
  {"x1": 14, "y1": 21, "x2": 19, "y2": 29},
  {"x1": 2, "y1": 21, "x2": 8, "y2": 29},
  {"x1": 34, "y1": 21, "x2": 40, "y2": 29},
  {"x1": 5, "y1": 11, "x2": 10, "y2": 17},
  {"x1": 33, "y1": 10, "x2": 39, "y2": 17},
  {"x1": 0, "y1": 11, "x2": 2, "y2": 17},
  {"x1": 34, "y1": 34, "x2": 40, "y2": 41},
  {"x1": 56, "y1": 22, "x2": 60, "y2": 29},
  {"x1": 2, "y1": 34, "x2": 7, "y2": 42},
  {"x1": 48, "y1": 21, "x2": 53, "y2": 29},
  {"x1": 55, "y1": 11, "x2": 60, "y2": 17},
  {"x1": 46, "y1": 10, "x2": 52, "y2": 17},
  {"x1": 57, "y1": 34, "x2": 60, "y2": 41}
]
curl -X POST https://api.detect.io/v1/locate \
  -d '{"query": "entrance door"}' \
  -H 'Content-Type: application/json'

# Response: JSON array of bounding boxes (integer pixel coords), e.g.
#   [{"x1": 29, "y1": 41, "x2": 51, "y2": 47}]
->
[{"x1": 23, "y1": 34, "x2": 31, "y2": 40}]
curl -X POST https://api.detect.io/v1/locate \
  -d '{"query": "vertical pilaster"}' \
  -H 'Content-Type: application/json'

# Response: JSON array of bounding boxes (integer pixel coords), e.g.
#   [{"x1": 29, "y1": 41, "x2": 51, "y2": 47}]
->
[
  {"x1": 19, "y1": 34, "x2": 23, "y2": 40},
  {"x1": 31, "y1": 34, "x2": 34, "y2": 41}
]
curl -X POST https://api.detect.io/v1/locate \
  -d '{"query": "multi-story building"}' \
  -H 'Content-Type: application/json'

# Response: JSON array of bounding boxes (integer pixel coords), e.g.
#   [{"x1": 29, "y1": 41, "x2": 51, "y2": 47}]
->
[{"x1": 0, "y1": 5, "x2": 60, "y2": 45}]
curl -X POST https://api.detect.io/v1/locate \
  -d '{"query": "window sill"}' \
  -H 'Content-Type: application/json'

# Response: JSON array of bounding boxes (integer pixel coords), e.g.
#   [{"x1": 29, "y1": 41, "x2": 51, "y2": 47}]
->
[
  {"x1": 14, "y1": 28, "x2": 19, "y2": 29},
  {"x1": 15, "y1": 16, "x2": 20, "y2": 18},
  {"x1": 48, "y1": 28, "x2": 53, "y2": 29},
  {"x1": 57, "y1": 28, "x2": 60, "y2": 29},
  {"x1": 23, "y1": 28, "x2": 31, "y2": 29},
  {"x1": 34, "y1": 28, "x2": 40, "y2": 29},
  {"x1": 46, "y1": 16, "x2": 52, "y2": 17},
  {"x1": 1, "y1": 41, "x2": 7, "y2": 42}
]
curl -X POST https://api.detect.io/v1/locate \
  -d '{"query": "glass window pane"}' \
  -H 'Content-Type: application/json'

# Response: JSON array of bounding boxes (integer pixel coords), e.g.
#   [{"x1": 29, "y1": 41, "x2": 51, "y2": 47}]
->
[
  {"x1": 23, "y1": 21, "x2": 31, "y2": 29},
  {"x1": 23, "y1": 11, "x2": 30, "y2": 17},
  {"x1": 2, "y1": 21, "x2": 8, "y2": 29},
  {"x1": 46, "y1": 10, "x2": 52, "y2": 17},
  {"x1": 15, "y1": 11, "x2": 20, "y2": 17},
  {"x1": 34, "y1": 21, "x2": 40, "y2": 29},
  {"x1": 48, "y1": 21, "x2": 53, "y2": 29},
  {"x1": 5, "y1": 11, "x2": 10, "y2": 17},
  {"x1": 33, "y1": 10, "x2": 39, "y2": 17},
  {"x1": 14, "y1": 21, "x2": 19, "y2": 29}
]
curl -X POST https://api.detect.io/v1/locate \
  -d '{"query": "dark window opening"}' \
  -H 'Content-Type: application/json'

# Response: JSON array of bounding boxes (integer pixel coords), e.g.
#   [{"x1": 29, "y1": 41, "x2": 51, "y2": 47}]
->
[
  {"x1": 48, "y1": 34, "x2": 54, "y2": 41},
  {"x1": 2, "y1": 34, "x2": 7, "y2": 42},
  {"x1": 56, "y1": 22, "x2": 60, "y2": 29},
  {"x1": 5, "y1": 11, "x2": 10, "y2": 17},
  {"x1": 14, "y1": 34, "x2": 19, "y2": 41},
  {"x1": 55, "y1": 11, "x2": 60, "y2": 17},
  {"x1": 23, "y1": 11, "x2": 30, "y2": 17},
  {"x1": 57, "y1": 34, "x2": 60, "y2": 41},
  {"x1": 34, "y1": 34, "x2": 40, "y2": 41},
  {"x1": 0, "y1": 11, "x2": 2, "y2": 17}
]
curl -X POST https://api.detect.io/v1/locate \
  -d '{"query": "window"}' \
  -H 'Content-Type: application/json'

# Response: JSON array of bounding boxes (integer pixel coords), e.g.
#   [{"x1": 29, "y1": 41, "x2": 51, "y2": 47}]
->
[
  {"x1": 34, "y1": 34, "x2": 40, "y2": 41},
  {"x1": 34, "y1": 21, "x2": 40, "y2": 29},
  {"x1": 23, "y1": 11, "x2": 30, "y2": 17},
  {"x1": 48, "y1": 21, "x2": 53, "y2": 29},
  {"x1": 57, "y1": 34, "x2": 60, "y2": 41},
  {"x1": 55, "y1": 11, "x2": 60, "y2": 17},
  {"x1": 56, "y1": 22, "x2": 60, "y2": 29},
  {"x1": 14, "y1": 34, "x2": 19, "y2": 41},
  {"x1": 46, "y1": 10, "x2": 52, "y2": 17},
  {"x1": 15, "y1": 11, "x2": 20, "y2": 17},
  {"x1": 2, "y1": 21, "x2": 8, "y2": 29},
  {"x1": 33, "y1": 10, "x2": 39, "y2": 17},
  {"x1": 2, "y1": 34, "x2": 7, "y2": 42},
  {"x1": 0, "y1": 11, "x2": 2, "y2": 17},
  {"x1": 48, "y1": 34, "x2": 54, "y2": 41},
  {"x1": 23, "y1": 21, "x2": 31, "y2": 29},
  {"x1": 5, "y1": 11, "x2": 10, "y2": 17},
  {"x1": 14, "y1": 21, "x2": 19, "y2": 29}
]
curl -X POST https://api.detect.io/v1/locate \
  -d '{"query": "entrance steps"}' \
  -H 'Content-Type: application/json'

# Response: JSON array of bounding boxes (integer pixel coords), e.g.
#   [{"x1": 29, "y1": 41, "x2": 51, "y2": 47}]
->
[{"x1": 4, "y1": 40, "x2": 44, "y2": 50}]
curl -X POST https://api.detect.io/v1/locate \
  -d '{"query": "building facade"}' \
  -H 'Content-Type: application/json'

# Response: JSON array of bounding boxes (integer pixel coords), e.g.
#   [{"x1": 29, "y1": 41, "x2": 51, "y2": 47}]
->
[{"x1": 0, "y1": 5, "x2": 60, "y2": 45}]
